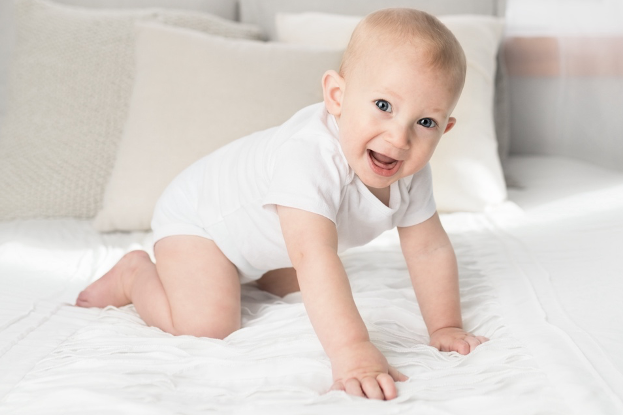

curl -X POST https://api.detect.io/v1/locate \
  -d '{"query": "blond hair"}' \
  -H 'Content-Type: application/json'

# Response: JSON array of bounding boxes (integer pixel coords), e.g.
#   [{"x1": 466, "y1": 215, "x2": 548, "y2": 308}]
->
[{"x1": 339, "y1": 8, "x2": 466, "y2": 93}]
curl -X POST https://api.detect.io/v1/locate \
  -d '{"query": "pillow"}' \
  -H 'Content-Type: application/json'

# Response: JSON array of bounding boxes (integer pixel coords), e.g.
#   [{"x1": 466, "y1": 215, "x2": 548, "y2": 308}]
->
[
  {"x1": 0, "y1": 0, "x2": 262, "y2": 220},
  {"x1": 93, "y1": 23, "x2": 343, "y2": 231},
  {"x1": 0, "y1": 0, "x2": 241, "y2": 121},
  {"x1": 275, "y1": 12, "x2": 507, "y2": 212}
]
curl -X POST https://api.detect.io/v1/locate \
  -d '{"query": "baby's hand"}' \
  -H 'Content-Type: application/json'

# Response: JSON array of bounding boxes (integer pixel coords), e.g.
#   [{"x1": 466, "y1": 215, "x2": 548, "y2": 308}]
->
[
  {"x1": 429, "y1": 327, "x2": 489, "y2": 355},
  {"x1": 329, "y1": 341, "x2": 408, "y2": 400}
]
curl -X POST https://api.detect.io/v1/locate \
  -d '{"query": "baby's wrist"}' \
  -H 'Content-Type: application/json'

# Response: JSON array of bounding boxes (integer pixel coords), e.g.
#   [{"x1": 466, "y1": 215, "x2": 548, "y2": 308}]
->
[
  {"x1": 429, "y1": 324, "x2": 463, "y2": 337},
  {"x1": 326, "y1": 335, "x2": 371, "y2": 359}
]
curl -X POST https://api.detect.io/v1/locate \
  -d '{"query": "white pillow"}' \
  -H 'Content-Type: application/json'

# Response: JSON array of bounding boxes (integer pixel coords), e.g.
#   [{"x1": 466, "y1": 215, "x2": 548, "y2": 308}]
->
[
  {"x1": 93, "y1": 23, "x2": 343, "y2": 231},
  {"x1": 0, "y1": 0, "x2": 262, "y2": 220},
  {"x1": 276, "y1": 12, "x2": 507, "y2": 212}
]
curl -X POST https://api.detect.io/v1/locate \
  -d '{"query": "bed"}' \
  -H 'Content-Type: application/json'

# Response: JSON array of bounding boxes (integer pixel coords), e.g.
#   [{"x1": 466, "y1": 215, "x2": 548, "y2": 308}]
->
[
  {"x1": 0, "y1": 0, "x2": 621, "y2": 414},
  {"x1": 0, "y1": 155, "x2": 621, "y2": 414}
]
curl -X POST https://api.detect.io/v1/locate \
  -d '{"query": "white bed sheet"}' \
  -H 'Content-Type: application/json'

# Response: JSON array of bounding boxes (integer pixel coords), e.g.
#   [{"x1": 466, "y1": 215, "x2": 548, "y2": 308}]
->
[{"x1": 0, "y1": 155, "x2": 621, "y2": 414}]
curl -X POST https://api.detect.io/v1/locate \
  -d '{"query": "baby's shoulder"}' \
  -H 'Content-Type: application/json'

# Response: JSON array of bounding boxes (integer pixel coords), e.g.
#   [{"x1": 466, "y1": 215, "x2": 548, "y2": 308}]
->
[
  {"x1": 267, "y1": 134, "x2": 350, "y2": 192},
  {"x1": 263, "y1": 102, "x2": 352, "y2": 184},
  {"x1": 287, "y1": 130, "x2": 342, "y2": 155},
  {"x1": 276, "y1": 131, "x2": 347, "y2": 169}
]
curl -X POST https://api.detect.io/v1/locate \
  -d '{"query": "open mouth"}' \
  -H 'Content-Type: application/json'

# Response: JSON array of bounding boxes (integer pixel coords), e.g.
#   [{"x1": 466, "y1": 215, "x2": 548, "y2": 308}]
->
[{"x1": 367, "y1": 150, "x2": 402, "y2": 177}]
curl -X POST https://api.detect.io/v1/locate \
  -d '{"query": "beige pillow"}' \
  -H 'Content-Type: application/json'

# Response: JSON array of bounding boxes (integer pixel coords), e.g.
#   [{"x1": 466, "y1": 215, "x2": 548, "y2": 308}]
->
[
  {"x1": 0, "y1": 0, "x2": 262, "y2": 220},
  {"x1": 276, "y1": 12, "x2": 507, "y2": 212},
  {"x1": 93, "y1": 23, "x2": 343, "y2": 231}
]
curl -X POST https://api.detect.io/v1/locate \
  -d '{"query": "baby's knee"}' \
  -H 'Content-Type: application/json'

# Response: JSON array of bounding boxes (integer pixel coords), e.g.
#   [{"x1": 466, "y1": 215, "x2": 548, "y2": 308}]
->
[
  {"x1": 126, "y1": 250, "x2": 151, "y2": 261},
  {"x1": 121, "y1": 250, "x2": 152, "y2": 270},
  {"x1": 173, "y1": 321, "x2": 239, "y2": 340}
]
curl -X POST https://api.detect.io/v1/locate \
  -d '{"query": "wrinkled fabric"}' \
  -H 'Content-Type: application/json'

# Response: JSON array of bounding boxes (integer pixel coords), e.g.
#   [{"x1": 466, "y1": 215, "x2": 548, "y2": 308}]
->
[{"x1": 0, "y1": 156, "x2": 621, "y2": 414}]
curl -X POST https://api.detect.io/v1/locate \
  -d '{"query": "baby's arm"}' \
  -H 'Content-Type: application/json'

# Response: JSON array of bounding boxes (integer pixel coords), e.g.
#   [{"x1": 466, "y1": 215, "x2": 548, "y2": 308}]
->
[
  {"x1": 398, "y1": 213, "x2": 488, "y2": 354},
  {"x1": 277, "y1": 205, "x2": 407, "y2": 400}
]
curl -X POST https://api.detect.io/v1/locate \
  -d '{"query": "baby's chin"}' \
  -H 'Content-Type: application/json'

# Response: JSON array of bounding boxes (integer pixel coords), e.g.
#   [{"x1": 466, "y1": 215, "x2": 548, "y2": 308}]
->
[
  {"x1": 357, "y1": 162, "x2": 427, "y2": 190},
  {"x1": 356, "y1": 170, "x2": 401, "y2": 190}
]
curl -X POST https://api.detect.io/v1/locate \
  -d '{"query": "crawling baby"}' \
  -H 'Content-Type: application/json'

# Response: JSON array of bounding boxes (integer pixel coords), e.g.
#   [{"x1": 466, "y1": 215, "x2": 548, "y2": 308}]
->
[{"x1": 77, "y1": 8, "x2": 488, "y2": 400}]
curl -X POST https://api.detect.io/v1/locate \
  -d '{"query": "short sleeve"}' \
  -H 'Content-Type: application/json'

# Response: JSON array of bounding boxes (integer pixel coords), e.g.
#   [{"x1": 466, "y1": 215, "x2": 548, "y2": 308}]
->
[
  {"x1": 262, "y1": 135, "x2": 347, "y2": 224},
  {"x1": 397, "y1": 163, "x2": 437, "y2": 227}
]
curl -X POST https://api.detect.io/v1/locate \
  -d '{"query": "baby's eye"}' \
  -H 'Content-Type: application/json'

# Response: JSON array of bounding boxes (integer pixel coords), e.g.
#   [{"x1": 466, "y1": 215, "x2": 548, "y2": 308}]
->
[
  {"x1": 375, "y1": 100, "x2": 392, "y2": 113},
  {"x1": 418, "y1": 118, "x2": 437, "y2": 128}
]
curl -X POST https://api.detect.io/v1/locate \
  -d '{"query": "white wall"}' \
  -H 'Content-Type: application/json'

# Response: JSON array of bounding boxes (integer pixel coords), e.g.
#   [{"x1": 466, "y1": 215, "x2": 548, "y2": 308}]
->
[{"x1": 505, "y1": 0, "x2": 623, "y2": 171}]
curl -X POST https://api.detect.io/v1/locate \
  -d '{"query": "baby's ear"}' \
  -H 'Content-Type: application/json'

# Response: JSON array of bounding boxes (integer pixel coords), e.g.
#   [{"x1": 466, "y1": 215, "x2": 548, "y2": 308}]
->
[
  {"x1": 322, "y1": 70, "x2": 345, "y2": 117},
  {"x1": 444, "y1": 117, "x2": 457, "y2": 134}
]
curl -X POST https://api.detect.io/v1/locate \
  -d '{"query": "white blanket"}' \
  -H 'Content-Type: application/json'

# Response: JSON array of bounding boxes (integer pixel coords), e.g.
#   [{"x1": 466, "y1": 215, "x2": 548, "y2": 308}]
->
[{"x1": 0, "y1": 156, "x2": 621, "y2": 414}]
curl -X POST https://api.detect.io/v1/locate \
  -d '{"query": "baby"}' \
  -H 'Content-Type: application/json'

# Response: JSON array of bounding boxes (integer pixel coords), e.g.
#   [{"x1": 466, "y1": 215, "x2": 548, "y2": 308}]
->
[{"x1": 77, "y1": 8, "x2": 488, "y2": 400}]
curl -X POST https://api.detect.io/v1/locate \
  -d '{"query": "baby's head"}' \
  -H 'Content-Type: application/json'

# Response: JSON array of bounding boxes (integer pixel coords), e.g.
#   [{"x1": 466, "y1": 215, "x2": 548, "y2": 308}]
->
[{"x1": 323, "y1": 8, "x2": 466, "y2": 190}]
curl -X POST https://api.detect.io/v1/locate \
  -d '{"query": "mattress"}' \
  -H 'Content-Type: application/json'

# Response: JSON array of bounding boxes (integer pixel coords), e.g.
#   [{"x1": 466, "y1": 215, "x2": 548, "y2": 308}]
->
[{"x1": 0, "y1": 155, "x2": 621, "y2": 414}]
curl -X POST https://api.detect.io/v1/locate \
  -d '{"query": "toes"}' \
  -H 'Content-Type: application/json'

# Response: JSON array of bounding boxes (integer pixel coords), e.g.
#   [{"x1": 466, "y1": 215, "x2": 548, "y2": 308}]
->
[
  {"x1": 76, "y1": 300, "x2": 91, "y2": 308},
  {"x1": 75, "y1": 291, "x2": 88, "y2": 307}
]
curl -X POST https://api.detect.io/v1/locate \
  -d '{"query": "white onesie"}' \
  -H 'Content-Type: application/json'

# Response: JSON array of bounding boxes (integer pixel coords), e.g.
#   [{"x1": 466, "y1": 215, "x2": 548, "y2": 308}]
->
[{"x1": 151, "y1": 102, "x2": 436, "y2": 283}]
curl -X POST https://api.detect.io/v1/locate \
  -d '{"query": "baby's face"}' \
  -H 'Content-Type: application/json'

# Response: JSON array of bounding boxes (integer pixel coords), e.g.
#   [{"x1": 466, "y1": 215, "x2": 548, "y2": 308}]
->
[{"x1": 328, "y1": 46, "x2": 459, "y2": 190}]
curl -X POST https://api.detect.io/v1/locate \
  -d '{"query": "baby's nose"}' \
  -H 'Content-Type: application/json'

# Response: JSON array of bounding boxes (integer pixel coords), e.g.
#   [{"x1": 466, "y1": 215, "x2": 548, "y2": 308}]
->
[{"x1": 385, "y1": 126, "x2": 410, "y2": 149}]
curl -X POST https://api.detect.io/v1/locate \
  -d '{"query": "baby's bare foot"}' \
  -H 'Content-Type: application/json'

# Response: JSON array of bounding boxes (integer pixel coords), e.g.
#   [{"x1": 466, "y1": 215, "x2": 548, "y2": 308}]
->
[{"x1": 76, "y1": 250, "x2": 151, "y2": 308}]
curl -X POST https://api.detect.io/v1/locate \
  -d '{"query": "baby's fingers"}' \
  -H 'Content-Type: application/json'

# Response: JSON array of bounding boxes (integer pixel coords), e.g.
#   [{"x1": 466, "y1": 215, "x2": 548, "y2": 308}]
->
[
  {"x1": 376, "y1": 373, "x2": 398, "y2": 400},
  {"x1": 345, "y1": 378, "x2": 366, "y2": 398},
  {"x1": 331, "y1": 374, "x2": 402, "y2": 401},
  {"x1": 330, "y1": 380, "x2": 345, "y2": 392},
  {"x1": 388, "y1": 365, "x2": 409, "y2": 382},
  {"x1": 465, "y1": 337, "x2": 482, "y2": 353},
  {"x1": 449, "y1": 338, "x2": 469, "y2": 355},
  {"x1": 361, "y1": 376, "x2": 384, "y2": 400},
  {"x1": 454, "y1": 335, "x2": 488, "y2": 355}
]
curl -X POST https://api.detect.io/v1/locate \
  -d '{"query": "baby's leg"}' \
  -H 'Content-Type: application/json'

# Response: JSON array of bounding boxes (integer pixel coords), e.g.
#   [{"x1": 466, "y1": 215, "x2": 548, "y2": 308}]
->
[
  {"x1": 256, "y1": 267, "x2": 300, "y2": 297},
  {"x1": 76, "y1": 235, "x2": 240, "y2": 339}
]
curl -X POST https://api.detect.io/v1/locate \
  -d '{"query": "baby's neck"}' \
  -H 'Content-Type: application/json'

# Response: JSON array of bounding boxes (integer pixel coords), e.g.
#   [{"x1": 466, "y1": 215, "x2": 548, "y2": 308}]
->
[{"x1": 366, "y1": 185, "x2": 390, "y2": 207}]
